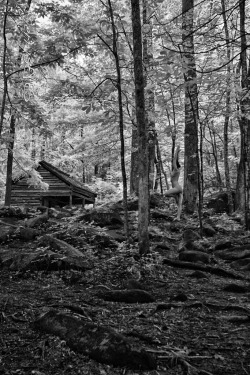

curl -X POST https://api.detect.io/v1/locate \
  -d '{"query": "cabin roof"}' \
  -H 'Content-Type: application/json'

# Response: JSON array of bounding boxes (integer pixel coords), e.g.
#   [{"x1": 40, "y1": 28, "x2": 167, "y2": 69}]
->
[{"x1": 39, "y1": 160, "x2": 97, "y2": 198}]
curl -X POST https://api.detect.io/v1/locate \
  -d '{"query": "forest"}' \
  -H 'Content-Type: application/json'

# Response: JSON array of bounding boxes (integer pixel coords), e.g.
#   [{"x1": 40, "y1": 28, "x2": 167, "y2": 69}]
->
[{"x1": 0, "y1": 0, "x2": 250, "y2": 375}]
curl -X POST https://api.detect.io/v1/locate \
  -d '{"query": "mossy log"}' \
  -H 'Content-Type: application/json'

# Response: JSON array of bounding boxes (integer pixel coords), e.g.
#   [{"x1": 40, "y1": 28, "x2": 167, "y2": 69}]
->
[{"x1": 32, "y1": 310, "x2": 156, "y2": 370}]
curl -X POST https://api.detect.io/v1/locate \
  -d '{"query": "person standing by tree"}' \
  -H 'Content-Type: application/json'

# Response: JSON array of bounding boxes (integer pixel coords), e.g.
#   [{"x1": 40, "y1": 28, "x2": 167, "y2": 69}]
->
[{"x1": 165, "y1": 145, "x2": 183, "y2": 220}]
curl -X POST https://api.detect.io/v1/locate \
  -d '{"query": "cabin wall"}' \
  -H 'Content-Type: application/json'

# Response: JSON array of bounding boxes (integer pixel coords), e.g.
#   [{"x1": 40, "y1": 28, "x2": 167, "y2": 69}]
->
[
  {"x1": 10, "y1": 164, "x2": 95, "y2": 207},
  {"x1": 11, "y1": 165, "x2": 70, "y2": 207}
]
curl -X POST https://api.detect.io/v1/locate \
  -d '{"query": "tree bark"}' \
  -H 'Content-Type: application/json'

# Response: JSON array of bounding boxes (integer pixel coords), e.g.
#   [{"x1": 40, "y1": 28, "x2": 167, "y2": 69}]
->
[
  {"x1": 156, "y1": 138, "x2": 169, "y2": 190},
  {"x1": 0, "y1": 0, "x2": 9, "y2": 140},
  {"x1": 235, "y1": 0, "x2": 250, "y2": 229},
  {"x1": 182, "y1": 0, "x2": 199, "y2": 214},
  {"x1": 107, "y1": 0, "x2": 129, "y2": 238},
  {"x1": 142, "y1": 0, "x2": 156, "y2": 191},
  {"x1": 131, "y1": 0, "x2": 149, "y2": 255},
  {"x1": 130, "y1": 119, "x2": 139, "y2": 196},
  {"x1": 208, "y1": 123, "x2": 223, "y2": 189},
  {"x1": 4, "y1": 0, "x2": 32, "y2": 205},
  {"x1": 221, "y1": 0, "x2": 234, "y2": 214},
  {"x1": 4, "y1": 114, "x2": 15, "y2": 206}
]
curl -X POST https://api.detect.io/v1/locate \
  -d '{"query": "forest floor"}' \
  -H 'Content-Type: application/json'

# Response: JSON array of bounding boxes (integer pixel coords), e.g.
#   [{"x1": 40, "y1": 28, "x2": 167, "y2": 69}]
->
[{"x1": 0, "y1": 196, "x2": 250, "y2": 375}]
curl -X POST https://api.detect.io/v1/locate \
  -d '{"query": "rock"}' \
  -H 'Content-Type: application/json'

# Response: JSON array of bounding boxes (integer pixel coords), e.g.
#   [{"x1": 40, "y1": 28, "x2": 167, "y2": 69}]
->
[
  {"x1": 25, "y1": 212, "x2": 49, "y2": 228},
  {"x1": 151, "y1": 209, "x2": 172, "y2": 220},
  {"x1": 149, "y1": 193, "x2": 165, "y2": 208},
  {"x1": 38, "y1": 234, "x2": 85, "y2": 258},
  {"x1": 0, "y1": 205, "x2": 28, "y2": 219},
  {"x1": 170, "y1": 221, "x2": 183, "y2": 232},
  {"x1": 214, "y1": 240, "x2": 232, "y2": 251},
  {"x1": 77, "y1": 209, "x2": 123, "y2": 227},
  {"x1": 189, "y1": 270, "x2": 208, "y2": 279},
  {"x1": 148, "y1": 227, "x2": 164, "y2": 241},
  {"x1": 206, "y1": 191, "x2": 235, "y2": 213},
  {"x1": 231, "y1": 258, "x2": 250, "y2": 271},
  {"x1": 0, "y1": 226, "x2": 15, "y2": 243},
  {"x1": 182, "y1": 229, "x2": 200, "y2": 244},
  {"x1": 170, "y1": 292, "x2": 188, "y2": 302},
  {"x1": 178, "y1": 241, "x2": 204, "y2": 253},
  {"x1": 126, "y1": 194, "x2": 165, "y2": 211},
  {"x1": 1, "y1": 247, "x2": 90, "y2": 272},
  {"x1": 90, "y1": 233, "x2": 118, "y2": 249},
  {"x1": 154, "y1": 242, "x2": 173, "y2": 251},
  {"x1": 223, "y1": 283, "x2": 248, "y2": 293},
  {"x1": 179, "y1": 251, "x2": 210, "y2": 264},
  {"x1": 20, "y1": 227, "x2": 38, "y2": 241},
  {"x1": 202, "y1": 224, "x2": 216, "y2": 237},
  {"x1": 68, "y1": 225, "x2": 119, "y2": 249}
]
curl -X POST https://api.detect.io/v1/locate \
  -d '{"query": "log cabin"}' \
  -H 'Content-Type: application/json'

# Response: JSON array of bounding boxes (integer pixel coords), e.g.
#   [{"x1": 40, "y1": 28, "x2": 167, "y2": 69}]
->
[{"x1": 10, "y1": 160, "x2": 97, "y2": 207}]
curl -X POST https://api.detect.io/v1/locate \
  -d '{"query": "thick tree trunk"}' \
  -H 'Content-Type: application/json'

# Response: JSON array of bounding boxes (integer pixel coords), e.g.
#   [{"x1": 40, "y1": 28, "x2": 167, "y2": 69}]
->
[
  {"x1": 4, "y1": 114, "x2": 15, "y2": 206},
  {"x1": 130, "y1": 118, "x2": 139, "y2": 195},
  {"x1": 142, "y1": 0, "x2": 156, "y2": 191},
  {"x1": 235, "y1": 145, "x2": 245, "y2": 210},
  {"x1": 107, "y1": 0, "x2": 129, "y2": 238},
  {"x1": 4, "y1": 0, "x2": 32, "y2": 204},
  {"x1": 236, "y1": 0, "x2": 250, "y2": 228},
  {"x1": 221, "y1": 0, "x2": 234, "y2": 214},
  {"x1": 182, "y1": 0, "x2": 199, "y2": 214},
  {"x1": 131, "y1": 0, "x2": 149, "y2": 255},
  {"x1": 0, "y1": 0, "x2": 9, "y2": 140}
]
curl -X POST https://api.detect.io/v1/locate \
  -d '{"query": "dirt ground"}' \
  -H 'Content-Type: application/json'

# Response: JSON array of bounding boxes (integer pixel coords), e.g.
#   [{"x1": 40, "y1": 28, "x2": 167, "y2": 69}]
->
[{"x1": 0, "y1": 204, "x2": 250, "y2": 375}]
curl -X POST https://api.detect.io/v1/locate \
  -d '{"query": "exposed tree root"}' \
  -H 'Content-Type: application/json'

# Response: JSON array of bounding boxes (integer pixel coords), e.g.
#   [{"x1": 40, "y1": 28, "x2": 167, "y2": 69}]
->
[{"x1": 163, "y1": 258, "x2": 248, "y2": 280}]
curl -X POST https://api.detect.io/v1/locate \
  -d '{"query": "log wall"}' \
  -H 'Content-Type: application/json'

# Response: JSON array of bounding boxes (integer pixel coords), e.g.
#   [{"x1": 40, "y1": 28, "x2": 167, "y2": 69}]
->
[{"x1": 11, "y1": 165, "x2": 70, "y2": 207}]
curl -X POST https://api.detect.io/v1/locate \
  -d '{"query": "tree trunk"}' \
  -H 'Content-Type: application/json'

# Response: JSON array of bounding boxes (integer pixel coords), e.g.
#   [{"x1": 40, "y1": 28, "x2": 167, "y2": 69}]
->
[
  {"x1": 142, "y1": 0, "x2": 156, "y2": 191},
  {"x1": 4, "y1": 0, "x2": 32, "y2": 204},
  {"x1": 0, "y1": 0, "x2": 9, "y2": 140},
  {"x1": 4, "y1": 114, "x2": 15, "y2": 206},
  {"x1": 155, "y1": 138, "x2": 169, "y2": 190},
  {"x1": 130, "y1": 121, "x2": 139, "y2": 196},
  {"x1": 182, "y1": 0, "x2": 199, "y2": 214},
  {"x1": 236, "y1": 0, "x2": 250, "y2": 229},
  {"x1": 107, "y1": 0, "x2": 129, "y2": 239},
  {"x1": 31, "y1": 128, "x2": 36, "y2": 161},
  {"x1": 208, "y1": 123, "x2": 223, "y2": 189},
  {"x1": 40, "y1": 135, "x2": 46, "y2": 160},
  {"x1": 221, "y1": 0, "x2": 234, "y2": 214},
  {"x1": 131, "y1": 0, "x2": 149, "y2": 255}
]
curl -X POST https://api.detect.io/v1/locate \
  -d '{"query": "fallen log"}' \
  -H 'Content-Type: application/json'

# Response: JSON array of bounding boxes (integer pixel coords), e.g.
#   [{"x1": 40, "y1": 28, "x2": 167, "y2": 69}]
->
[
  {"x1": 162, "y1": 258, "x2": 248, "y2": 280},
  {"x1": 32, "y1": 310, "x2": 156, "y2": 370}
]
